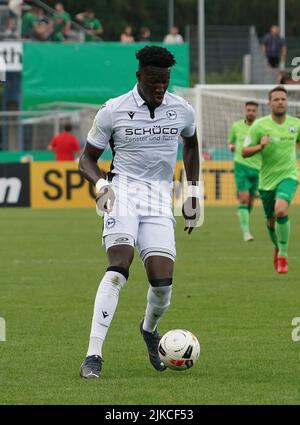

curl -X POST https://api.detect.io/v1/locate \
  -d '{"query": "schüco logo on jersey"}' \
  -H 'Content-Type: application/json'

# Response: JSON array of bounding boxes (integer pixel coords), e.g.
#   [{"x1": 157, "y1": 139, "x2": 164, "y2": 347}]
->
[{"x1": 125, "y1": 127, "x2": 179, "y2": 136}]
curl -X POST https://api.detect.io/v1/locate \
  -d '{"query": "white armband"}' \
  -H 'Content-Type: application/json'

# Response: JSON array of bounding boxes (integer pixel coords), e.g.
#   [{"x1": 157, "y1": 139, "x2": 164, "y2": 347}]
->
[
  {"x1": 187, "y1": 185, "x2": 201, "y2": 198},
  {"x1": 96, "y1": 178, "x2": 108, "y2": 194}
]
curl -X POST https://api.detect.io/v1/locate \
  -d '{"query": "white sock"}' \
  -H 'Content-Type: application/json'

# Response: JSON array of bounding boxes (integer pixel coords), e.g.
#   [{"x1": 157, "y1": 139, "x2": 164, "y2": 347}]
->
[
  {"x1": 87, "y1": 270, "x2": 127, "y2": 357},
  {"x1": 143, "y1": 285, "x2": 172, "y2": 333}
]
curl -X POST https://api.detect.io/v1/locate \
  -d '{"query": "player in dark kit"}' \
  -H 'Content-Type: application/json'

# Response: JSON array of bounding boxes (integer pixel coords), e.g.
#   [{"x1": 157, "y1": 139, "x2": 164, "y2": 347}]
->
[{"x1": 78, "y1": 46, "x2": 200, "y2": 378}]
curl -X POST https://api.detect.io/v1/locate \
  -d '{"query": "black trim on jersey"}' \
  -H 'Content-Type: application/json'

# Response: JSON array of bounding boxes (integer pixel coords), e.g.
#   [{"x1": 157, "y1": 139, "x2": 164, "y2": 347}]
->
[
  {"x1": 107, "y1": 136, "x2": 116, "y2": 181},
  {"x1": 145, "y1": 103, "x2": 156, "y2": 119}
]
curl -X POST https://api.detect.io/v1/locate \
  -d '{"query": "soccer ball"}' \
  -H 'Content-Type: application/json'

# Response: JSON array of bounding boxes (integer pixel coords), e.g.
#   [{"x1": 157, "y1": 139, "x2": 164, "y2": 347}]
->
[{"x1": 158, "y1": 329, "x2": 200, "y2": 371}]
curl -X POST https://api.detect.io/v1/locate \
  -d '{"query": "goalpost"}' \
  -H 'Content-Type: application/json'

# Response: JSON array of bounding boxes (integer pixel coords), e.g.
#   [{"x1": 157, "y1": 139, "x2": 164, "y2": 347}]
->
[{"x1": 174, "y1": 84, "x2": 300, "y2": 206}]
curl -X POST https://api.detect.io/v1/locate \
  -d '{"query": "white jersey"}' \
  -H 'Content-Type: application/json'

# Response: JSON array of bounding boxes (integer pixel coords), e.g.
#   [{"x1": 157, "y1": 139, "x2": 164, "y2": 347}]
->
[{"x1": 87, "y1": 84, "x2": 196, "y2": 184}]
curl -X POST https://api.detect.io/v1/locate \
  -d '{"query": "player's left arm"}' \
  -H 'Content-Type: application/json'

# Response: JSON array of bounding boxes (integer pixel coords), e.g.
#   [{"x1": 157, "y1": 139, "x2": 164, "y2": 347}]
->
[{"x1": 182, "y1": 131, "x2": 200, "y2": 234}]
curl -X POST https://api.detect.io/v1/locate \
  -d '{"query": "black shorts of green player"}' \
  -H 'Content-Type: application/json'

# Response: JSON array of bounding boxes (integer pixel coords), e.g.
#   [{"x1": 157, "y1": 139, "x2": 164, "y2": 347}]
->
[
  {"x1": 259, "y1": 178, "x2": 299, "y2": 219},
  {"x1": 234, "y1": 161, "x2": 259, "y2": 196}
]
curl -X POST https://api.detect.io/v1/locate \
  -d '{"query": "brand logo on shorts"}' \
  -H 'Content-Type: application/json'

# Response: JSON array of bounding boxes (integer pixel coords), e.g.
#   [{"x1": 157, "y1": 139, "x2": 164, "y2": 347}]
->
[
  {"x1": 288, "y1": 125, "x2": 296, "y2": 133},
  {"x1": 114, "y1": 237, "x2": 130, "y2": 244},
  {"x1": 166, "y1": 110, "x2": 177, "y2": 120},
  {"x1": 105, "y1": 217, "x2": 116, "y2": 229}
]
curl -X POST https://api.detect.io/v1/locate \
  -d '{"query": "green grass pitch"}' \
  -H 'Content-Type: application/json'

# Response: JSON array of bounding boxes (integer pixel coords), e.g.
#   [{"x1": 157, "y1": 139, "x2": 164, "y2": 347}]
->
[{"x1": 1, "y1": 206, "x2": 300, "y2": 405}]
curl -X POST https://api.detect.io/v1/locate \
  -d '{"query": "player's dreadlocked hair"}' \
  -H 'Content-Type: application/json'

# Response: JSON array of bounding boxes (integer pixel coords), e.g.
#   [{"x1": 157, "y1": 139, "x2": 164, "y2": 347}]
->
[{"x1": 136, "y1": 46, "x2": 176, "y2": 68}]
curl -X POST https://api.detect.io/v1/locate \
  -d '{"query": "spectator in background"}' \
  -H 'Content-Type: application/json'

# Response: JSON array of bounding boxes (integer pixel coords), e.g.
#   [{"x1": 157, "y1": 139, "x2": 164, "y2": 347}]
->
[
  {"x1": 21, "y1": 5, "x2": 41, "y2": 38},
  {"x1": 51, "y1": 2, "x2": 71, "y2": 42},
  {"x1": 48, "y1": 122, "x2": 81, "y2": 161},
  {"x1": 120, "y1": 25, "x2": 135, "y2": 43},
  {"x1": 31, "y1": 17, "x2": 52, "y2": 41},
  {"x1": 138, "y1": 26, "x2": 151, "y2": 42},
  {"x1": 4, "y1": 0, "x2": 23, "y2": 38},
  {"x1": 163, "y1": 26, "x2": 183, "y2": 44},
  {"x1": 76, "y1": 9, "x2": 103, "y2": 42},
  {"x1": 261, "y1": 25, "x2": 287, "y2": 68}
]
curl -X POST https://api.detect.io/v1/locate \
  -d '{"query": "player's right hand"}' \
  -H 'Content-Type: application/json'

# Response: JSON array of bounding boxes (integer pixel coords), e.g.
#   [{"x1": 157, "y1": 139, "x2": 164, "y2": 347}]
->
[{"x1": 96, "y1": 184, "x2": 115, "y2": 213}]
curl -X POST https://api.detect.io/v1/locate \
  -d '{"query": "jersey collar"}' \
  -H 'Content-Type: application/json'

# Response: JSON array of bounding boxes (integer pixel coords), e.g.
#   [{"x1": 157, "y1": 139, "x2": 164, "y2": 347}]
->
[{"x1": 132, "y1": 84, "x2": 167, "y2": 107}]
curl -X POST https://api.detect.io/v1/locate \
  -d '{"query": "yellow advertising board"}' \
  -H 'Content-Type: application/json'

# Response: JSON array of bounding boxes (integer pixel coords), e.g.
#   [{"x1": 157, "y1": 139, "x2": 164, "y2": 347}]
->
[
  {"x1": 177, "y1": 161, "x2": 300, "y2": 206},
  {"x1": 31, "y1": 162, "x2": 109, "y2": 208},
  {"x1": 30, "y1": 161, "x2": 300, "y2": 208}
]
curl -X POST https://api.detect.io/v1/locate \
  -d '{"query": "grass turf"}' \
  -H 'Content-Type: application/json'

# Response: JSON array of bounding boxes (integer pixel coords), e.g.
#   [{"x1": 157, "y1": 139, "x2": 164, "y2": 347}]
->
[{"x1": 1, "y1": 206, "x2": 300, "y2": 405}]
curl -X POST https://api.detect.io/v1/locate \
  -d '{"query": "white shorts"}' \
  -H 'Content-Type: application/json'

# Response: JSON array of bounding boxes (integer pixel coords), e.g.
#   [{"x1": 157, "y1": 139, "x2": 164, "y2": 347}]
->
[{"x1": 102, "y1": 175, "x2": 176, "y2": 262}]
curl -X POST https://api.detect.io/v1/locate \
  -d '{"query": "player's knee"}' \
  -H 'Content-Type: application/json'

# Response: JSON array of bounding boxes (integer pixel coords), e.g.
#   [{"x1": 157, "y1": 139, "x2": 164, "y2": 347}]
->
[
  {"x1": 267, "y1": 216, "x2": 275, "y2": 228},
  {"x1": 106, "y1": 266, "x2": 129, "y2": 290},
  {"x1": 107, "y1": 262, "x2": 130, "y2": 278},
  {"x1": 148, "y1": 280, "x2": 172, "y2": 308},
  {"x1": 275, "y1": 208, "x2": 288, "y2": 218},
  {"x1": 239, "y1": 197, "x2": 249, "y2": 206},
  {"x1": 110, "y1": 255, "x2": 131, "y2": 270},
  {"x1": 238, "y1": 192, "x2": 249, "y2": 205},
  {"x1": 107, "y1": 245, "x2": 134, "y2": 272},
  {"x1": 149, "y1": 278, "x2": 172, "y2": 288}
]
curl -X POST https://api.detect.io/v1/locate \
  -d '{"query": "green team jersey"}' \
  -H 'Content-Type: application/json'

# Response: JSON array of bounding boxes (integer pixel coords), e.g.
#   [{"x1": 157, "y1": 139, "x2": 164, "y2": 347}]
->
[
  {"x1": 246, "y1": 114, "x2": 300, "y2": 190},
  {"x1": 52, "y1": 11, "x2": 71, "y2": 32},
  {"x1": 228, "y1": 120, "x2": 261, "y2": 170},
  {"x1": 83, "y1": 17, "x2": 102, "y2": 41},
  {"x1": 22, "y1": 12, "x2": 39, "y2": 37}
]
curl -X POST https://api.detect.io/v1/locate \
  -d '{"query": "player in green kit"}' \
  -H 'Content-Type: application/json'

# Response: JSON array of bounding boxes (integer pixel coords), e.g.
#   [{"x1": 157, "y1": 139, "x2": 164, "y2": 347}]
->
[
  {"x1": 242, "y1": 86, "x2": 300, "y2": 273},
  {"x1": 228, "y1": 102, "x2": 260, "y2": 241}
]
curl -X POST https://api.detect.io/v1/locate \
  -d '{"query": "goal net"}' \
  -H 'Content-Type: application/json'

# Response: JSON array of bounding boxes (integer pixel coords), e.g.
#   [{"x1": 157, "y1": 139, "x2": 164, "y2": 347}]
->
[{"x1": 174, "y1": 84, "x2": 300, "y2": 206}]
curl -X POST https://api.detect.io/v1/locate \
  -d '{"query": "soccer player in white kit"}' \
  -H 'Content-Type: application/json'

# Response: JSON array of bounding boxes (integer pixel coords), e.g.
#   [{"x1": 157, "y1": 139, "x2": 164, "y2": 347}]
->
[{"x1": 79, "y1": 46, "x2": 200, "y2": 378}]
